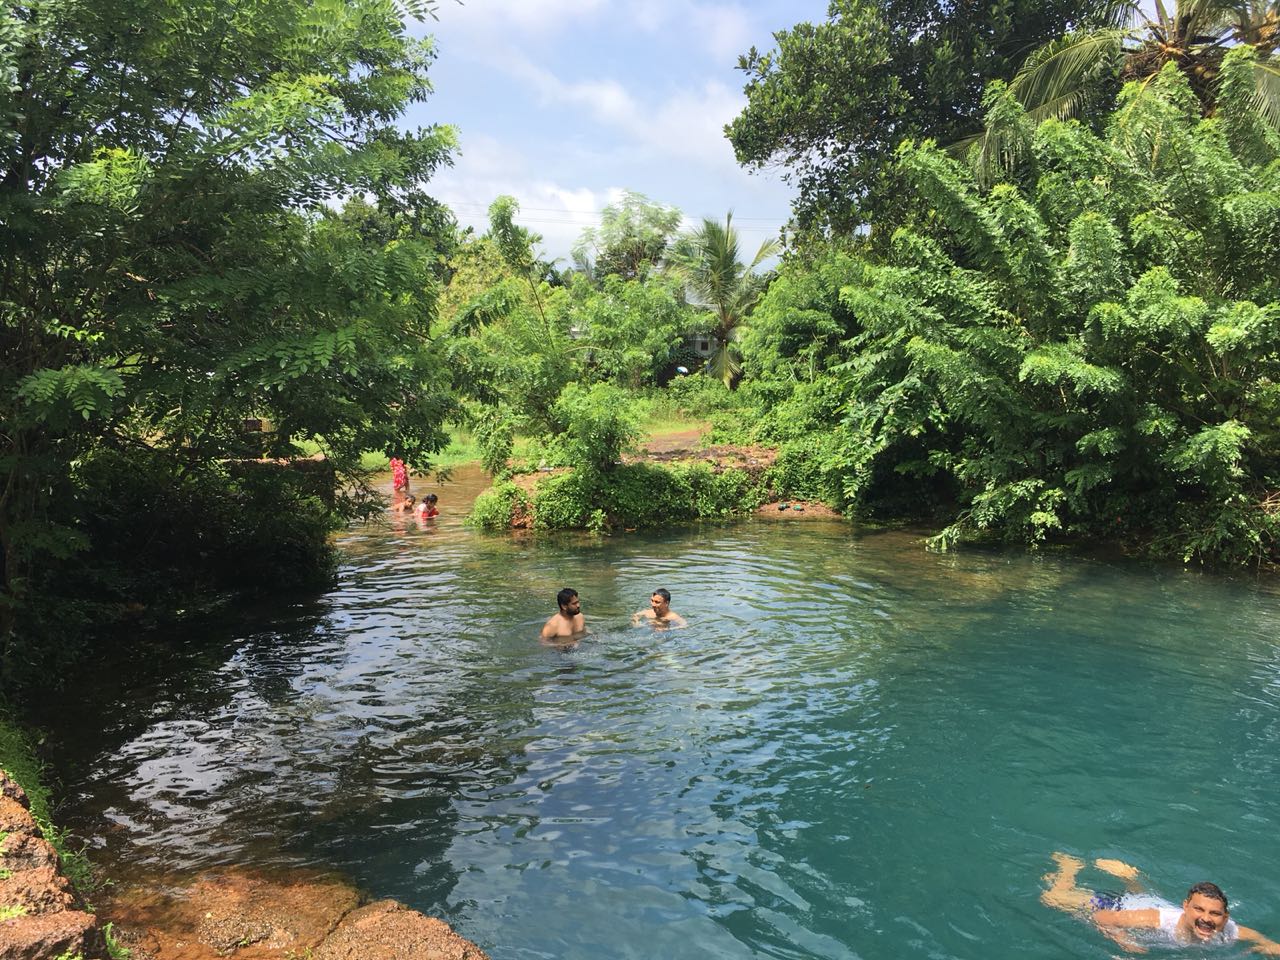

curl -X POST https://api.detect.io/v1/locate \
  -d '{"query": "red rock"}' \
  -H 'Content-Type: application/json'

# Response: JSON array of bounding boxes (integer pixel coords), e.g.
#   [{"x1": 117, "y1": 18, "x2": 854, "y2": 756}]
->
[
  {"x1": 102, "y1": 872, "x2": 490, "y2": 960},
  {"x1": 0, "y1": 796, "x2": 37, "y2": 837},
  {"x1": 0, "y1": 835, "x2": 60, "y2": 873},
  {"x1": 0, "y1": 908, "x2": 104, "y2": 960},
  {"x1": 0, "y1": 773, "x2": 30, "y2": 808},
  {"x1": 0, "y1": 866, "x2": 77, "y2": 914},
  {"x1": 101, "y1": 867, "x2": 361, "y2": 960}
]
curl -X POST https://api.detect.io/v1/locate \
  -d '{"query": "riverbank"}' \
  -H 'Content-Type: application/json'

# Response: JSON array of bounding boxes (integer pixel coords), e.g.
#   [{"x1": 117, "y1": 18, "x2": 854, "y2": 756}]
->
[
  {"x1": 469, "y1": 422, "x2": 839, "y2": 531},
  {"x1": 0, "y1": 760, "x2": 492, "y2": 960},
  {"x1": 1, "y1": 725, "x2": 490, "y2": 960}
]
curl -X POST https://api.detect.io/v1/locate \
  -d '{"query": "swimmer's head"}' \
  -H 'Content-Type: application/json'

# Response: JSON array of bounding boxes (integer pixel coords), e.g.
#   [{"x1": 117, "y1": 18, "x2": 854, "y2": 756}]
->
[
  {"x1": 427, "y1": 493, "x2": 438, "y2": 504},
  {"x1": 557, "y1": 588, "x2": 580, "y2": 614},
  {"x1": 1182, "y1": 884, "x2": 1229, "y2": 941},
  {"x1": 650, "y1": 588, "x2": 671, "y2": 615}
]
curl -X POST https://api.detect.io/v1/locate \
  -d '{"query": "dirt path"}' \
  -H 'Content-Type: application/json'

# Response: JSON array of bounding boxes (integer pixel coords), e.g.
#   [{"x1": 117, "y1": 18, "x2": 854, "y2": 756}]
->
[{"x1": 641, "y1": 427, "x2": 707, "y2": 453}]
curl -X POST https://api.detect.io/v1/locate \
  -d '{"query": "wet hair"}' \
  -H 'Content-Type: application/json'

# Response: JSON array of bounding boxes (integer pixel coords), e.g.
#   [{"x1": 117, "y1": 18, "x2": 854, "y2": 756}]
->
[
  {"x1": 1186, "y1": 882, "x2": 1228, "y2": 910},
  {"x1": 426, "y1": 493, "x2": 438, "y2": 504},
  {"x1": 652, "y1": 588, "x2": 671, "y2": 603},
  {"x1": 557, "y1": 587, "x2": 579, "y2": 609}
]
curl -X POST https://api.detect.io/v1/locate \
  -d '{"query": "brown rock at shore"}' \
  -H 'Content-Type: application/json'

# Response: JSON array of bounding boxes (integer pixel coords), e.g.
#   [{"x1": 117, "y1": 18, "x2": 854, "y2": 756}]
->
[
  {"x1": 103, "y1": 868, "x2": 360, "y2": 960},
  {"x1": 0, "y1": 795, "x2": 38, "y2": 836},
  {"x1": 0, "y1": 865, "x2": 78, "y2": 915},
  {"x1": 0, "y1": 769, "x2": 109, "y2": 960},
  {"x1": 0, "y1": 909, "x2": 105, "y2": 960}
]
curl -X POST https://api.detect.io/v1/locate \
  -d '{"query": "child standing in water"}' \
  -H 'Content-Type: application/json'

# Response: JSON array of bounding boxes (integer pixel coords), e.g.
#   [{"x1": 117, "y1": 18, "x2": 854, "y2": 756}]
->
[{"x1": 389, "y1": 457, "x2": 409, "y2": 497}]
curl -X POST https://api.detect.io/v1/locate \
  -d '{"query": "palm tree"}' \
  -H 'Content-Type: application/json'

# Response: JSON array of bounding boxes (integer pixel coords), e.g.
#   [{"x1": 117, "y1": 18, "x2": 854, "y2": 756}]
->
[
  {"x1": 973, "y1": 0, "x2": 1279, "y2": 167},
  {"x1": 677, "y1": 214, "x2": 778, "y2": 388},
  {"x1": 1003, "y1": 0, "x2": 1274, "y2": 120}
]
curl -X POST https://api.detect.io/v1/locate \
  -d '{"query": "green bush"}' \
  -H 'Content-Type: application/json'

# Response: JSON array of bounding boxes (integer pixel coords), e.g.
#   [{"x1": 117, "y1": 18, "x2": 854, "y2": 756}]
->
[
  {"x1": 551, "y1": 383, "x2": 642, "y2": 474},
  {"x1": 467, "y1": 480, "x2": 529, "y2": 529},
  {"x1": 727, "y1": 56, "x2": 1280, "y2": 563},
  {"x1": 532, "y1": 471, "x2": 596, "y2": 529},
  {"x1": 663, "y1": 374, "x2": 738, "y2": 418},
  {"x1": 503, "y1": 461, "x2": 770, "y2": 531},
  {"x1": 5, "y1": 448, "x2": 340, "y2": 692}
]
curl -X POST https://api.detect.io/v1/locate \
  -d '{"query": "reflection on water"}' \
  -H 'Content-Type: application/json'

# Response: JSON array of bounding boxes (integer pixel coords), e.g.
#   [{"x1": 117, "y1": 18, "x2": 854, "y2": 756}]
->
[{"x1": 43, "y1": 466, "x2": 1280, "y2": 960}]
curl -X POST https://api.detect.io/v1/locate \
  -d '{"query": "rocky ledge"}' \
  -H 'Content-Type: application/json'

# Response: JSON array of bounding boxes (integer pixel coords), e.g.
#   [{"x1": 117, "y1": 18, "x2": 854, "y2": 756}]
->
[
  {"x1": 0, "y1": 771, "x2": 489, "y2": 960},
  {"x1": 0, "y1": 772, "x2": 105, "y2": 959}
]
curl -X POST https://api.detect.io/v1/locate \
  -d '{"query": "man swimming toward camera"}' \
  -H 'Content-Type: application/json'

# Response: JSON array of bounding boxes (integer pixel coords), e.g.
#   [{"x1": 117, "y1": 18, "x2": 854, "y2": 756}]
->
[{"x1": 1042, "y1": 853, "x2": 1280, "y2": 953}]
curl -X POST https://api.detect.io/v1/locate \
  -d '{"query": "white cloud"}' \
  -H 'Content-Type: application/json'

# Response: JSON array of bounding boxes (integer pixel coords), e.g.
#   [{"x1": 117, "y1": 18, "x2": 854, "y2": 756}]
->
[
  {"x1": 641, "y1": 79, "x2": 744, "y2": 169},
  {"x1": 493, "y1": 51, "x2": 743, "y2": 172},
  {"x1": 431, "y1": 142, "x2": 625, "y2": 258},
  {"x1": 614, "y1": 1, "x2": 756, "y2": 61},
  {"x1": 432, "y1": 0, "x2": 609, "y2": 34},
  {"x1": 690, "y1": 5, "x2": 754, "y2": 63}
]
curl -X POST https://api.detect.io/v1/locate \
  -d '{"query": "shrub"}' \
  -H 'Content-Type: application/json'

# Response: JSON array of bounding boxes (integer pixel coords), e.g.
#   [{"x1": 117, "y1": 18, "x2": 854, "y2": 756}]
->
[
  {"x1": 468, "y1": 480, "x2": 529, "y2": 529},
  {"x1": 479, "y1": 461, "x2": 772, "y2": 531},
  {"x1": 532, "y1": 471, "x2": 596, "y2": 529},
  {"x1": 551, "y1": 383, "x2": 642, "y2": 474}
]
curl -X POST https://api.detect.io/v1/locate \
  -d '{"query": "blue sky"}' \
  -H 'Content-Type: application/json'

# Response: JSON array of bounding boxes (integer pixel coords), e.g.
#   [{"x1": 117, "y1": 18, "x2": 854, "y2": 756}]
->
[{"x1": 404, "y1": 0, "x2": 830, "y2": 262}]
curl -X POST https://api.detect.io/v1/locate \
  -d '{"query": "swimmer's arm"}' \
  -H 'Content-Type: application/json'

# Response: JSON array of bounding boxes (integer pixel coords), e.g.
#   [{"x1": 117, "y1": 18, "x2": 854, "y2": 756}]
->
[
  {"x1": 1093, "y1": 910, "x2": 1157, "y2": 954},
  {"x1": 1094, "y1": 909, "x2": 1159, "y2": 930},
  {"x1": 539, "y1": 618, "x2": 558, "y2": 639},
  {"x1": 669, "y1": 612, "x2": 687, "y2": 628},
  {"x1": 1237, "y1": 926, "x2": 1280, "y2": 955},
  {"x1": 630, "y1": 610, "x2": 648, "y2": 625}
]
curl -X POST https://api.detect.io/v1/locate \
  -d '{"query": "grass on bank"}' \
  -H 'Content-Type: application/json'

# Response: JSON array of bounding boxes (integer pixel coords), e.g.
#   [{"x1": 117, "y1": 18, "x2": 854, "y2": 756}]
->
[
  {"x1": 296, "y1": 412, "x2": 709, "y2": 475},
  {"x1": 0, "y1": 714, "x2": 97, "y2": 900}
]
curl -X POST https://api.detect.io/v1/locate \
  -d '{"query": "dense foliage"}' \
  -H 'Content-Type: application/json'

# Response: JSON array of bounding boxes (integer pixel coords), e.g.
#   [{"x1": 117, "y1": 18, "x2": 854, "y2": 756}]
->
[
  {"x1": 736, "y1": 54, "x2": 1280, "y2": 563},
  {"x1": 726, "y1": 0, "x2": 1125, "y2": 234},
  {"x1": 468, "y1": 462, "x2": 767, "y2": 533},
  {"x1": 0, "y1": 0, "x2": 455, "y2": 682}
]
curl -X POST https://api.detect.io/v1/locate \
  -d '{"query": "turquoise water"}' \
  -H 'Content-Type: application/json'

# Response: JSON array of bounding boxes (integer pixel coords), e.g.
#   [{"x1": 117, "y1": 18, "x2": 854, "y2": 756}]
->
[{"x1": 49, "y1": 471, "x2": 1280, "y2": 959}]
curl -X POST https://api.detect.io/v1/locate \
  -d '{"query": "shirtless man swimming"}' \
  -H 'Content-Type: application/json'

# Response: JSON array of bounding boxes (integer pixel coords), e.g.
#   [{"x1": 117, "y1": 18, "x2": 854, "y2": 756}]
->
[
  {"x1": 541, "y1": 587, "x2": 585, "y2": 641},
  {"x1": 1042, "y1": 852, "x2": 1280, "y2": 954},
  {"x1": 631, "y1": 588, "x2": 686, "y2": 629}
]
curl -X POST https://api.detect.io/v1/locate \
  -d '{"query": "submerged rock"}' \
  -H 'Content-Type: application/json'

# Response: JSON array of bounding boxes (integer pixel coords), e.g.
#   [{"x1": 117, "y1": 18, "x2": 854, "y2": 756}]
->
[
  {"x1": 102, "y1": 868, "x2": 489, "y2": 960},
  {"x1": 313, "y1": 900, "x2": 489, "y2": 960}
]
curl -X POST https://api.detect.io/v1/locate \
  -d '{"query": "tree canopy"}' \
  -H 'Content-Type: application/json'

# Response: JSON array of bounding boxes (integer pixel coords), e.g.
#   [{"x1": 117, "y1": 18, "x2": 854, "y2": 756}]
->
[
  {"x1": 0, "y1": 0, "x2": 456, "y2": 661},
  {"x1": 737, "y1": 52, "x2": 1280, "y2": 563},
  {"x1": 726, "y1": 0, "x2": 1127, "y2": 235}
]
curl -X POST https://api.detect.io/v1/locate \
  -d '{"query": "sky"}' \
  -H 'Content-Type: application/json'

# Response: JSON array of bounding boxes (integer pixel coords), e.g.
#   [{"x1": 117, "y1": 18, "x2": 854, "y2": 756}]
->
[{"x1": 401, "y1": 0, "x2": 831, "y2": 263}]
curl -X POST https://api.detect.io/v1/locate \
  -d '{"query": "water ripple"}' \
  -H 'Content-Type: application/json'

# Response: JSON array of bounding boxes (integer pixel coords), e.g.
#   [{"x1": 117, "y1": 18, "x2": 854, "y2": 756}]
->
[{"x1": 45, "y1": 484, "x2": 1280, "y2": 960}]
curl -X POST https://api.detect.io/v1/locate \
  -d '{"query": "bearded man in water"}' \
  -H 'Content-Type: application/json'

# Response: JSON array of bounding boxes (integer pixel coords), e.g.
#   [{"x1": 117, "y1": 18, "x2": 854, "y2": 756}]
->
[{"x1": 1041, "y1": 853, "x2": 1280, "y2": 953}]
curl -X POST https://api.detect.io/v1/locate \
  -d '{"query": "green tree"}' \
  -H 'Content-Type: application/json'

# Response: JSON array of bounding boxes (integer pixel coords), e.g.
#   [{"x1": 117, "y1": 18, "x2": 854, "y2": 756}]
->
[
  {"x1": 726, "y1": 0, "x2": 1126, "y2": 235},
  {"x1": 0, "y1": 0, "x2": 455, "y2": 652},
  {"x1": 571, "y1": 190, "x2": 683, "y2": 282},
  {"x1": 740, "y1": 53, "x2": 1280, "y2": 564},
  {"x1": 675, "y1": 214, "x2": 778, "y2": 388},
  {"x1": 442, "y1": 201, "x2": 577, "y2": 441},
  {"x1": 565, "y1": 273, "x2": 691, "y2": 387}
]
